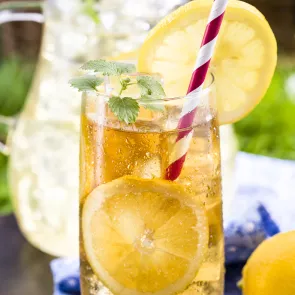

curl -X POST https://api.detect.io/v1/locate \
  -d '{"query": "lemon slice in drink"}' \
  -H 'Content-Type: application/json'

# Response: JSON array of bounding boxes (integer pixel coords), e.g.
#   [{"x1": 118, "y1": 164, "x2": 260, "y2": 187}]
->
[
  {"x1": 138, "y1": 0, "x2": 277, "y2": 125},
  {"x1": 82, "y1": 176, "x2": 208, "y2": 295}
]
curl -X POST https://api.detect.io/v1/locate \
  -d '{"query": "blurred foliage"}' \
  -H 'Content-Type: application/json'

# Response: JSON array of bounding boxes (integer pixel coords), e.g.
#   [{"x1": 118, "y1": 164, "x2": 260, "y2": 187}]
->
[
  {"x1": 0, "y1": 58, "x2": 35, "y2": 215},
  {"x1": 234, "y1": 66, "x2": 295, "y2": 160},
  {"x1": 0, "y1": 58, "x2": 34, "y2": 117},
  {"x1": 83, "y1": 0, "x2": 100, "y2": 24},
  {"x1": 0, "y1": 154, "x2": 11, "y2": 215}
]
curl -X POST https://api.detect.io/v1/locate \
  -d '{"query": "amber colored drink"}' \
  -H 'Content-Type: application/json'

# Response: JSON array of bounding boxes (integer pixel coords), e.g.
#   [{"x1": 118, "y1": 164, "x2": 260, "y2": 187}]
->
[{"x1": 80, "y1": 77, "x2": 224, "y2": 295}]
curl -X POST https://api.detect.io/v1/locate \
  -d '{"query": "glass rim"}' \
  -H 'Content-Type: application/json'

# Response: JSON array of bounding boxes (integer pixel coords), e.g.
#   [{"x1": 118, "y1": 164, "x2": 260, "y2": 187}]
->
[
  {"x1": 93, "y1": 72, "x2": 215, "y2": 103},
  {"x1": 161, "y1": 72, "x2": 215, "y2": 102}
]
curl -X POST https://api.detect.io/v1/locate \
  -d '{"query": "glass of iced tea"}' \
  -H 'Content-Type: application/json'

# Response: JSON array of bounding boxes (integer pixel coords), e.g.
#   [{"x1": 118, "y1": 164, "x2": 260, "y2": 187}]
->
[{"x1": 80, "y1": 72, "x2": 224, "y2": 295}]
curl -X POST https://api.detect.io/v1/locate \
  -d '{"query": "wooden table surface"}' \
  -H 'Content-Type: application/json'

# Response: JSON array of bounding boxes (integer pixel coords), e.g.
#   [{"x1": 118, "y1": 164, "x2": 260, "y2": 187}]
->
[{"x1": 0, "y1": 215, "x2": 243, "y2": 295}]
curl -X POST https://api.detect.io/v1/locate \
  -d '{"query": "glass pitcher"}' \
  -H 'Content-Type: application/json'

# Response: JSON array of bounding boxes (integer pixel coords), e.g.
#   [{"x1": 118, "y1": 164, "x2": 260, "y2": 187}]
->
[{"x1": 0, "y1": 0, "x2": 102, "y2": 257}]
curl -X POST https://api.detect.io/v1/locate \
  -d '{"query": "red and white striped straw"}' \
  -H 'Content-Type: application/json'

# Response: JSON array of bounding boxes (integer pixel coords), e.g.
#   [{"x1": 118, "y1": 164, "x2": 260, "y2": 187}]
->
[{"x1": 165, "y1": 0, "x2": 229, "y2": 181}]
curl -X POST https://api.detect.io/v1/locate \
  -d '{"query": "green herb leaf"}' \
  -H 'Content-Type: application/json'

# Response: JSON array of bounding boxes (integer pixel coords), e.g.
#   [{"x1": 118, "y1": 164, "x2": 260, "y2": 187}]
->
[
  {"x1": 83, "y1": 3, "x2": 100, "y2": 24},
  {"x1": 69, "y1": 75, "x2": 104, "y2": 92},
  {"x1": 139, "y1": 95, "x2": 165, "y2": 112},
  {"x1": 137, "y1": 76, "x2": 165, "y2": 98},
  {"x1": 108, "y1": 96, "x2": 140, "y2": 124},
  {"x1": 81, "y1": 60, "x2": 136, "y2": 76}
]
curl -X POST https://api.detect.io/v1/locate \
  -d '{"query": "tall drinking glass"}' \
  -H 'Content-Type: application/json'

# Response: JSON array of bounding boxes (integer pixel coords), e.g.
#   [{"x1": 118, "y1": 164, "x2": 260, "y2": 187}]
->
[{"x1": 80, "y1": 73, "x2": 224, "y2": 295}]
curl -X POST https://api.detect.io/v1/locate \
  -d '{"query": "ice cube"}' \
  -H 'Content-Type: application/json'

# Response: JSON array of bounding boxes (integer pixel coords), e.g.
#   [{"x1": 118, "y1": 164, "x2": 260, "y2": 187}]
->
[{"x1": 133, "y1": 156, "x2": 162, "y2": 179}]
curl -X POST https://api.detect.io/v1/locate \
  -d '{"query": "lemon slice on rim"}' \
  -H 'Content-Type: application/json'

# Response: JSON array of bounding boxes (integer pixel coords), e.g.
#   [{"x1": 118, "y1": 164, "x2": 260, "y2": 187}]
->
[
  {"x1": 82, "y1": 176, "x2": 208, "y2": 295},
  {"x1": 138, "y1": 0, "x2": 277, "y2": 125}
]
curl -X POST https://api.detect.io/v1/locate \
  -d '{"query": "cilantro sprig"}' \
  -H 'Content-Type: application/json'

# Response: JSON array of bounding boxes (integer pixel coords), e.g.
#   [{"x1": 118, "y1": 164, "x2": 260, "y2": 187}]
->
[{"x1": 70, "y1": 59, "x2": 166, "y2": 124}]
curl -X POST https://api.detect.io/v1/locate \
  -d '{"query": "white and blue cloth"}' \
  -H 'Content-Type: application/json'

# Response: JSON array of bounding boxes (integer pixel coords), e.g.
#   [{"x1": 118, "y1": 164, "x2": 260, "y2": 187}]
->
[
  {"x1": 51, "y1": 152, "x2": 295, "y2": 294},
  {"x1": 225, "y1": 152, "x2": 295, "y2": 263}
]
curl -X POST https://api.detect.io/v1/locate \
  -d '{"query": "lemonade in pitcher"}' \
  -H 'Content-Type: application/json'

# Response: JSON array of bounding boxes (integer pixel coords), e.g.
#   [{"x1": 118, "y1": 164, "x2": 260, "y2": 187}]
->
[{"x1": 73, "y1": 0, "x2": 277, "y2": 294}]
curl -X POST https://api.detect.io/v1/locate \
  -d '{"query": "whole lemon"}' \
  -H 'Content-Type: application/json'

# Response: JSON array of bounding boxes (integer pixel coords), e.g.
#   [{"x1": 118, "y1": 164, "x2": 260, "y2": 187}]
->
[{"x1": 241, "y1": 231, "x2": 295, "y2": 295}]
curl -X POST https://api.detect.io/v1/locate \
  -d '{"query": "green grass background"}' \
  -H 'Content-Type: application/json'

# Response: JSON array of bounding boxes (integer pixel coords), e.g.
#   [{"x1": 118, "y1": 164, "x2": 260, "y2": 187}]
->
[
  {"x1": 0, "y1": 59, "x2": 294, "y2": 215},
  {"x1": 235, "y1": 66, "x2": 295, "y2": 160}
]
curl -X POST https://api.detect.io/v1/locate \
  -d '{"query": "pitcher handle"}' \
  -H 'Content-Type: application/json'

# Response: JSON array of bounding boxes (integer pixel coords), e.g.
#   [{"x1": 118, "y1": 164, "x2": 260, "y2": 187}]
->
[
  {"x1": 0, "y1": 1, "x2": 44, "y2": 24},
  {"x1": 0, "y1": 1, "x2": 44, "y2": 155}
]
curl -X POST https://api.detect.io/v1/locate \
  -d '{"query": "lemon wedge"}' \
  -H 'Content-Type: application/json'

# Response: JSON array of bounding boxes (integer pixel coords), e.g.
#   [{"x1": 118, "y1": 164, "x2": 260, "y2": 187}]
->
[
  {"x1": 82, "y1": 176, "x2": 208, "y2": 295},
  {"x1": 138, "y1": 0, "x2": 277, "y2": 125}
]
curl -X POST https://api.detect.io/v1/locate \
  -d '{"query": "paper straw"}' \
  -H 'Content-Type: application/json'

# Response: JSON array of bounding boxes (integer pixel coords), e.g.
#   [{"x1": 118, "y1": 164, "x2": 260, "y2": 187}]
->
[{"x1": 165, "y1": 0, "x2": 229, "y2": 181}]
